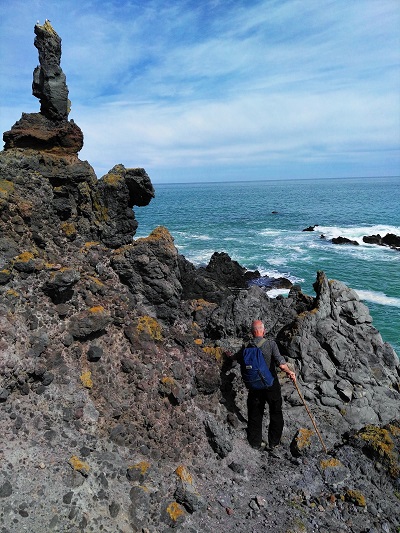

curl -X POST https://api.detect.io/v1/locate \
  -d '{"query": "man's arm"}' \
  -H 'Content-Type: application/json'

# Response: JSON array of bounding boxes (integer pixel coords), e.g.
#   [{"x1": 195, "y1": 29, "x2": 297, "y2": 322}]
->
[{"x1": 270, "y1": 341, "x2": 296, "y2": 382}]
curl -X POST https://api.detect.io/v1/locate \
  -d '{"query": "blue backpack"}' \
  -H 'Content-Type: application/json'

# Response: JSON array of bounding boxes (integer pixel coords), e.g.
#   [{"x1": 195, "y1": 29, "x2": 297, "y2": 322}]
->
[{"x1": 240, "y1": 340, "x2": 274, "y2": 390}]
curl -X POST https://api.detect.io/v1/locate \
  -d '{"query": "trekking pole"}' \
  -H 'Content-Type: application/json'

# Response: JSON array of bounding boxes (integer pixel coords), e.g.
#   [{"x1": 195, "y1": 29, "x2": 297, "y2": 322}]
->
[{"x1": 293, "y1": 380, "x2": 328, "y2": 454}]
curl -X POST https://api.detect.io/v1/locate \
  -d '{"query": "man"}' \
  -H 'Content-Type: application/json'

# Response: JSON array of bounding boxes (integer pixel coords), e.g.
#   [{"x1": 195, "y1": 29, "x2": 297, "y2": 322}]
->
[{"x1": 233, "y1": 320, "x2": 296, "y2": 454}]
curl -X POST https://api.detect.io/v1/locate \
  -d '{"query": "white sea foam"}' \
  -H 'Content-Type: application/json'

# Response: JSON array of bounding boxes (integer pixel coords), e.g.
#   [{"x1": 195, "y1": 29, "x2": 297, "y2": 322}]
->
[
  {"x1": 267, "y1": 289, "x2": 291, "y2": 298},
  {"x1": 355, "y1": 290, "x2": 400, "y2": 308},
  {"x1": 256, "y1": 267, "x2": 304, "y2": 285},
  {"x1": 316, "y1": 224, "x2": 400, "y2": 245}
]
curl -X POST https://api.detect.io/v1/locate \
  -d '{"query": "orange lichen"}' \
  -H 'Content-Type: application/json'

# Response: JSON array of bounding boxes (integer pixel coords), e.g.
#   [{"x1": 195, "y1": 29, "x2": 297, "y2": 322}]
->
[
  {"x1": 161, "y1": 376, "x2": 175, "y2": 386},
  {"x1": 89, "y1": 305, "x2": 105, "y2": 314},
  {"x1": 69, "y1": 455, "x2": 90, "y2": 476},
  {"x1": 14, "y1": 252, "x2": 34, "y2": 263},
  {"x1": 61, "y1": 222, "x2": 77, "y2": 238},
  {"x1": 175, "y1": 465, "x2": 193, "y2": 484},
  {"x1": 345, "y1": 489, "x2": 366, "y2": 507},
  {"x1": 202, "y1": 346, "x2": 223, "y2": 362},
  {"x1": 137, "y1": 315, "x2": 162, "y2": 341},
  {"x1": 320, "y1": 458, "x2": 342, "y2": 469},
  {"x1": 87, "y1": 276, "x2": 104, "y2": 287},
  {"x1": 194, "y1": 339, "x2": 203, "y2": 345},
  {"x1": 166, "y1": 501, "x2": 185, "y2": 521},
  {"x1": 6, "y1": 289, "x2": 20, "y2": 298},
  {"x1": 128, "y1": 461, "x2": 151, "y2": 476},
  {"x1": 296, "y1": 428, "x2": 314, "y2": 450},
  {"x1": 135, "y1": 226, "x2": 175, "y2": 253},
  {"x1": 80, "y1": 371, "x2": 93, "y2": 389},
  {"x1": 355, "y1": 425, "x2": 399, "y2": 477}
]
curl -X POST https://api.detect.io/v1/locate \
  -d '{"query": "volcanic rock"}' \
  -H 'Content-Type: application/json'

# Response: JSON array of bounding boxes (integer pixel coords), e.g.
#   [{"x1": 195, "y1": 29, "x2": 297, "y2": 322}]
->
[{"x1": 0, "y1": 22, "x2": 399, "y2": 533}]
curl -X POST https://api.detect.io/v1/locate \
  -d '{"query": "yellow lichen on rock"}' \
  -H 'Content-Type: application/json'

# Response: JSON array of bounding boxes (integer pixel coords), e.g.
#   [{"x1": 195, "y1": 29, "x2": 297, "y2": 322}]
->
[
  {"x1": 61, "y1": 222, "x2": 77, "y2": 238},
  {"x1": 89, "y1": 305, "x2": 105, "y2": 314},
  {"x1": 0, "y1": 179, "x2": 14, "y2": 197},
  {"x1": 175, "y1": 465, "x2": 193, "y2": 484},
  {"x1": 14, "y1": 251, "x2": 35, "y2": 263},
  {"x1": 356, "y1": 424, "x2": 399, "y2": 477},
  {"x1": 80, "y1": 371, "x2": 93, "y2": 389},
  {"x1": 202, "y1": 345, "x2": 223, "y2": 362},
  {"x1": 129, "y1": 461, "x2": 151, "y2": 475},
  {"x1": 161, "y1": 376, "x2": 175, "y2": 386},
  {"x1": 69, "y1": 455, "x2": 90, "y2": 476},
  {"x1": 296, "y1": 428, "x2": 314, "y2": 450},
  {"x1": 345, "y1": 489, "x2": 366, "y2": 507},
  {"x1": 137, "y1": 315, "x2": 162, "y2": 341},
  {"x1": 103, "y1": 173, "x2": 123, "y2": 187},
  {"x1": 194, "y1": 338, "x2": 203, "y2": 345},
  {"x1": 166, "y1": 501, "x2": 185, "y2": 521},
  {"x1": 320, "y1": 458, "x2": 342, "y2": 469}
]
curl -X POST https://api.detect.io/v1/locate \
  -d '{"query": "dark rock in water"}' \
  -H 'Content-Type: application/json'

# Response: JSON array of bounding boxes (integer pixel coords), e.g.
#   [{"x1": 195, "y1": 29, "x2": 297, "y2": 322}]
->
[
  {"x1": 331, "y1": 236, "x2": 359, "y2": 245},
  {"x1": 247, "y1": 275, "x2": 292, "y2": 290},
  {"x1": 363, "y1": 233, "x2": 382, "y2": 245},
  {"x1": 363, "y1": 232, "x2": 400, "y2": 250},
  {"x1": 302, "y1": 225, "x2": 317, "y2": 231},
  {"x1": 382, "y1": 233, "x2": 400, "y2": 249}
]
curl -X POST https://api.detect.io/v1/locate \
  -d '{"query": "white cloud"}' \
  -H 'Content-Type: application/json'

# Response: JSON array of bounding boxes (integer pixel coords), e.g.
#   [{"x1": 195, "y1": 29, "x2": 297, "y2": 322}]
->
[{"x1": 0, "y1": 0, "x2": 399, "y2": 181}]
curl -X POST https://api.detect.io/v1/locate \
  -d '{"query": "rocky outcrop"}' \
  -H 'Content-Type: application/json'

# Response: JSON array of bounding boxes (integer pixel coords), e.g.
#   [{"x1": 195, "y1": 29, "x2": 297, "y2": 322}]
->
[
  {"x1": 32, "y1": 20, "x2": 69, "y2": 120},
  {"x1": 0, "y1": 24, "x2": 399, "y2": 533},
  {"x1": 332, "y1": 236, "x2": 359, "y2": 245},
  {"x1": 363, "y1": 232, "x2": 400, "y2": 250}
]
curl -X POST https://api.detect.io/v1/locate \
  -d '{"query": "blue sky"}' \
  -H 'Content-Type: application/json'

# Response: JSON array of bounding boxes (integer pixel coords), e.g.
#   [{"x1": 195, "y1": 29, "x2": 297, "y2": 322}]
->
[{"x1": 0, "y1": 0, "x2": 399, "y2": 183}]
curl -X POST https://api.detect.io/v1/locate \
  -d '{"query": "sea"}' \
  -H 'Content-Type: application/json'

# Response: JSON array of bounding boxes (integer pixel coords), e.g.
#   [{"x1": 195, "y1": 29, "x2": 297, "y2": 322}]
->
[{"x1": 135, "y1": 176, "x2": 400, "y2": 356}]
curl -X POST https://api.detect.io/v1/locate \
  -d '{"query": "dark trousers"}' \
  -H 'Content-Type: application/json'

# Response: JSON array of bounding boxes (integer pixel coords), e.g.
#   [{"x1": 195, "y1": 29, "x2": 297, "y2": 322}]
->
[{"x1": 247, "y1": 382, "x2": 284, "y2": 447}]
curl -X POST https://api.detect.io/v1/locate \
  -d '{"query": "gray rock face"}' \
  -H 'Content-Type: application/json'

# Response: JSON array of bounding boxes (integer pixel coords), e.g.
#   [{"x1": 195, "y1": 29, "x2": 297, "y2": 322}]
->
[{"x1": 33, "y1": 21, "x2": 69, "y2": 120}]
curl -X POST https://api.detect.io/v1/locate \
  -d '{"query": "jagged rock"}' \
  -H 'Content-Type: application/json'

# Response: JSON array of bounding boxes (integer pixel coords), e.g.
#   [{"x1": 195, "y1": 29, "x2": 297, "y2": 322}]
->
[
  {"x1": 331, "y1": 236, "x2": 359, "y2": 245},
  {"x1": 42, "y1": 267, "x2": 80, "y2": 303},
  {"x1": 111, "y1": 226, "x2": 182, "y2": 320},
  {"x1": 382, "y1": 233, "x2": 400, "y2": 249},
  {"x1": 363, "y1": 233, "x2": 400, "y2": 250},
  {"x1": 33, "y1": 21, "x2": 69, "y2": 120},
  {"x1": 96, "y1": 164, "x2": 154, "y2": 247},
  {"x1": 363, "y1": 234, "x2": 382, "y2": 245},
  {"x1": 204, "y1": 415, "x2": 233, "y2": 458},
  {"x1": 303, "y1": 225, "x2": 317, "y2": 231},
  {"x1": 69, "y1": 306, "x2": 112, "y2": 339},
  {"x1": 3, "y1": 113, "x2": 83, "y2": 153}
]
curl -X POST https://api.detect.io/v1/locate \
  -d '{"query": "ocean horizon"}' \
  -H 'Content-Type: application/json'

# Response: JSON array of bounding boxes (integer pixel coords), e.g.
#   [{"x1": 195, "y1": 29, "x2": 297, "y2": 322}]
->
[{"x1": 135, "y1": 176, "x2": 400, "y2": 355}]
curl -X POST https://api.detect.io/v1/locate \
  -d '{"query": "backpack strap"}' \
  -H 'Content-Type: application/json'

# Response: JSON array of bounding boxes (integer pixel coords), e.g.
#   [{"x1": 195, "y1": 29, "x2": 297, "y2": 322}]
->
[{"x1": 255, "y1": 338, "x2": 267, "y2": 349}]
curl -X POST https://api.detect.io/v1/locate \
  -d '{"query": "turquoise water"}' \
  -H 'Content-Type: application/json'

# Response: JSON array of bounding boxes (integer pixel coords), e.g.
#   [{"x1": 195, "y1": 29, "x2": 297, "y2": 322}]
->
[{"x1": 135, "y1": 177, "x2": 400, "y2": 355}]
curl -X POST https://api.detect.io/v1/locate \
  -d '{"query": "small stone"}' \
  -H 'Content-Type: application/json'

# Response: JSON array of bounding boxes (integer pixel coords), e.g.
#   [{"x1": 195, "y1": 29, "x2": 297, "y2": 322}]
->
[
  {"x1": 87, "y1": 345, "x2": 103, "y2": 362},
  {"x1": 0, "y1": 480, "x2": 13, "y2": 498}
]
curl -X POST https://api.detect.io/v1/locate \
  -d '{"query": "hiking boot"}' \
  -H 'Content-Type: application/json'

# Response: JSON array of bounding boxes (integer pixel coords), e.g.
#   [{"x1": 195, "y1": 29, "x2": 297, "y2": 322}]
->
[
  {"x1": 268, "y1": 446, "x2": 284, "y2": 459},
  {"x1": 250, "y1": 441, "x2": 267, "y2": 452}
]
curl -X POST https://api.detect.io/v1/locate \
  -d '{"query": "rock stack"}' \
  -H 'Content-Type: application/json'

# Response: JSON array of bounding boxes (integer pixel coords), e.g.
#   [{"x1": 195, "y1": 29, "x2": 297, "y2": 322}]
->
[{"x1": 0, "y1": 24, "x2": 399, "y2": 533}]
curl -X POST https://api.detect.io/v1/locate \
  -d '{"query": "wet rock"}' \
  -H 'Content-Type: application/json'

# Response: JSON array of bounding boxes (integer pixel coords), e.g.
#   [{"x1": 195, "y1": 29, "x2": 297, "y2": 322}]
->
[{"x1": 331, "y1": 236, "x2": 359, "y2": 245}]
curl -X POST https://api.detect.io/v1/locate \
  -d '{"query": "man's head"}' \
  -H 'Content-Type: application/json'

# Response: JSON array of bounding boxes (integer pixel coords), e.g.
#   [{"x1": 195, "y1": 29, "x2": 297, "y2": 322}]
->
[{"x1": 251, "y1": 320, "x2": 265, "y2": 338}]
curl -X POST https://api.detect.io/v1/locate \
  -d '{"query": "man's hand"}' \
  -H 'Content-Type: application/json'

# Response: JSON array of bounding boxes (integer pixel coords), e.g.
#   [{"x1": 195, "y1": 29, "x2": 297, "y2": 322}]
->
[{"x1": 279, "y1": 363, "x2": 296, "y2": 382}]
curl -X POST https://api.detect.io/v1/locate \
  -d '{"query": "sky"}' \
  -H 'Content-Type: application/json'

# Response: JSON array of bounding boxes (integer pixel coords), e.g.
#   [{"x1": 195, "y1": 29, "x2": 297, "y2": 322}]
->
[{"x1": 0, "y1": 0, "x2": 399, "y2": 183}]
